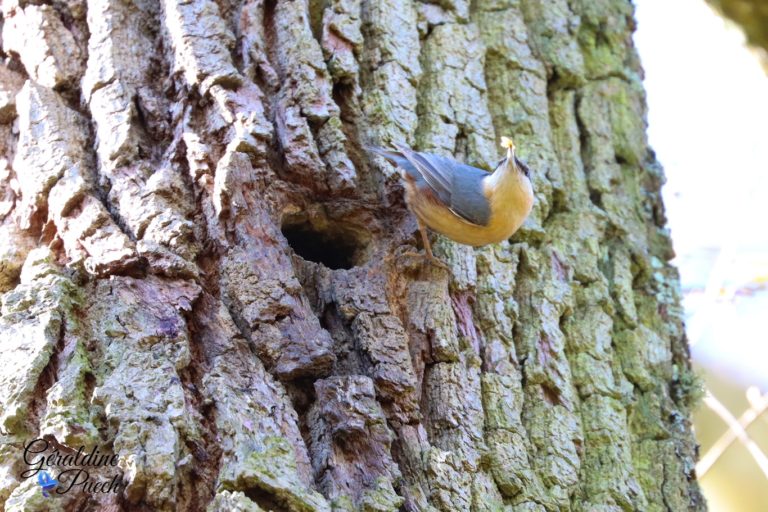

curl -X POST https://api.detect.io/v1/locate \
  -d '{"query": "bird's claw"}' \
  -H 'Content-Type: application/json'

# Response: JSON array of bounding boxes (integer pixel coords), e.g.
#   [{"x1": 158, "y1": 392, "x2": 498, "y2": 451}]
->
[
  {"x1": 400, "y1": 251, "x2": 451, "y2": 272},
  {"x1": 427, "y1": 255, "x2": 450, "y2": 271}
]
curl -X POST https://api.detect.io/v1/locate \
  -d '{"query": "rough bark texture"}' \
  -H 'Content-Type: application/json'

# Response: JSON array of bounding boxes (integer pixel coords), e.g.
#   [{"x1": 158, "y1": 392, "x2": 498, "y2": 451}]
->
[{"x1": 0, "y1": 0, "x2": 705, "y2": 511}]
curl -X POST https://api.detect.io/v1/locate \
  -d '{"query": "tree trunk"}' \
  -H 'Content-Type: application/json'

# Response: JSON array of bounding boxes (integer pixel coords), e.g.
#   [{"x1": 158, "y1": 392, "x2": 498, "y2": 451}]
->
[{"x1": 0, "y1": 0, "x2": 705, "y2": 510}]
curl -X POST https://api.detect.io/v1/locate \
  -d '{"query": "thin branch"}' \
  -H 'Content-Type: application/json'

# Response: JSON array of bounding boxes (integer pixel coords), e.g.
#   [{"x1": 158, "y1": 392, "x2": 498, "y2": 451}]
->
[{"x1": 697, "y1": 390, "x2": 768, "y2": 479}]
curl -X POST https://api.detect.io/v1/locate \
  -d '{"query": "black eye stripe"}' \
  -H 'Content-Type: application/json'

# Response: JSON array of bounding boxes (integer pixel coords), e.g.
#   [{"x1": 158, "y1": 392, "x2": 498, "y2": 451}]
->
[
  {"x1": 494, "y1": 155, "x2": 531, "y2": 178},
  {"x1": 514, "y1": 157, "x2": 531, "y2": 178}
]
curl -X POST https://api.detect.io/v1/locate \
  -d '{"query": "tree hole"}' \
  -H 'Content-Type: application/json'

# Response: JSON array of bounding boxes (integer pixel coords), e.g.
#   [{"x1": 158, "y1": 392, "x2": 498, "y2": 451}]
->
[{"x1": 281, "y1": 211, "x2": 370, "y2": 270}]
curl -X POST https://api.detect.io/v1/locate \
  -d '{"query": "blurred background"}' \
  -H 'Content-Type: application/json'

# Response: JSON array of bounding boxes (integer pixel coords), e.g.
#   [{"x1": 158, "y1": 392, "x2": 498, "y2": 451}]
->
[{"x1": 633, "y1": 0, "x2": 768, "y2": 510}]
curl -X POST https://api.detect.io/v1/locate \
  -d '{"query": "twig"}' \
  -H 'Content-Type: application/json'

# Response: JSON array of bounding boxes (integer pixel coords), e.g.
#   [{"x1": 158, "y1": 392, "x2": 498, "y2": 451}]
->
[{"x1": 696, "y1": 390, "x2": 768, "y2": 479}]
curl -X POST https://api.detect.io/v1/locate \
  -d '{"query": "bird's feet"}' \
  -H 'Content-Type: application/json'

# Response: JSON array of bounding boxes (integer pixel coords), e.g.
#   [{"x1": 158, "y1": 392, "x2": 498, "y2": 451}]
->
[{"x1": 400, "y1": 251, "x2": 451, "y2": 271}]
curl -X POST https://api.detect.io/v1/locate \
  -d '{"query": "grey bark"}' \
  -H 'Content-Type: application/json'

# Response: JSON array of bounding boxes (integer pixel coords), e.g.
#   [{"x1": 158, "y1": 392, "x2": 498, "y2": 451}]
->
[{"x1": 0, "y1": 0, "x2": 705, "y2": 511}]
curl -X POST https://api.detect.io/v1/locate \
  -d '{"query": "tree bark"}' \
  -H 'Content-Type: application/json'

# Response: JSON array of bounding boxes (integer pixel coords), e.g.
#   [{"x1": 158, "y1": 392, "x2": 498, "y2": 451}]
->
[{"x1": 0, "y1": 0, "x2": 705, "y2": 510}]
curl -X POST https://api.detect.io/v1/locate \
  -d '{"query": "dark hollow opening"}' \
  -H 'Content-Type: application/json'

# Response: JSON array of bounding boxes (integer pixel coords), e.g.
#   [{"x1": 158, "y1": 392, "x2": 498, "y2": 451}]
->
[{"x1": 281, "y1": 214, "x2": 369, "y2": 270}]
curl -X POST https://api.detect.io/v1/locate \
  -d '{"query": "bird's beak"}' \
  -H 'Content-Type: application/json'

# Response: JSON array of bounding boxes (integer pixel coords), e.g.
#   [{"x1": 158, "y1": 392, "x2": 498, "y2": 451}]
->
[
  {"x1": 500, "y1": 136, "x2": 516, "y2": 170},
  {"x1": 500, "y1": 136, "x2": 515, "y2": 153}
]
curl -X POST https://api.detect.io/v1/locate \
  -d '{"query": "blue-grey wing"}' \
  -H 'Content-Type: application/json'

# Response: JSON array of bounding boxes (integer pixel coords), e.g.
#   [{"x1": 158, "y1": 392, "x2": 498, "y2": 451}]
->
[
  {"x1": 394, "y1": 145, "x2": 491, "y2": 226},
  {"x1": 367, "y1": 144, "x2": 491, "y2": 226},
  {"x1": 392, "y1": 144, "x2": 452, "y2": 200},
  {"x1": 441, "y1": 157, "x2": 491, "y2": 226}
]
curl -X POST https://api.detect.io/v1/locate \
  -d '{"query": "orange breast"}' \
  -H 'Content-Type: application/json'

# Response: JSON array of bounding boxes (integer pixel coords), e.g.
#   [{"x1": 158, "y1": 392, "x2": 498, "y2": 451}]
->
[{"x1": 403, "y1": 176, "x2": 533, "y2": 247}]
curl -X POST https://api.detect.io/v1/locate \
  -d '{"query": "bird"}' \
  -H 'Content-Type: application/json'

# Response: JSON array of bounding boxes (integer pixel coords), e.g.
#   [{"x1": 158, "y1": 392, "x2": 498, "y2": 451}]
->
[{"x1": 369, "y1": 137, "x2": 534, "y2": 269}]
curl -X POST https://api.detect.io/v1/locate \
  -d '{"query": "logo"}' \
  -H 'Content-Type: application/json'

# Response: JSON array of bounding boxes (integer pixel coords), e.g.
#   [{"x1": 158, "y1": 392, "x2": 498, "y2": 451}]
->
[
  {"x1": 20, "y1": 439, "x2": 125, "y2": 496},
  {"x1": 36, "y1": 471, "x2": 58, "y2": 497}
]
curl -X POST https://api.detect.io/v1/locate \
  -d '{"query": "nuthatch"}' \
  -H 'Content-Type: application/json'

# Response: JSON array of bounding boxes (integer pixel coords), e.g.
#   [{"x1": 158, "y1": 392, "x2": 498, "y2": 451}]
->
[{"x1": 369, "y1": 137, "x2": 534, "y2": 268}]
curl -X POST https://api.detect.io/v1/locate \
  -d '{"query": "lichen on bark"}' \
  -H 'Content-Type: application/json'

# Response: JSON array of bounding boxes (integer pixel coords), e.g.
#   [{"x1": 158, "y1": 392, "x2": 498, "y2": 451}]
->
[{"x1": 0, "y1": 0, "x2": 704, "y2": 510}]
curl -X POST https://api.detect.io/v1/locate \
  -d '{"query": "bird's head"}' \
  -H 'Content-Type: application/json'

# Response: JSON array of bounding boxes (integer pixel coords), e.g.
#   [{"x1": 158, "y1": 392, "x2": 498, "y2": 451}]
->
[{"x1": 500, "y1": 136, "x2": 531, "y2": 180}]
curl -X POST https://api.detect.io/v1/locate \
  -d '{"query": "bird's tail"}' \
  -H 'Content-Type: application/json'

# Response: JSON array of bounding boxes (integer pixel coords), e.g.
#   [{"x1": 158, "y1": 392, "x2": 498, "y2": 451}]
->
[
  {"x1": 365, "y1": 145, "x2": 401, "y2": 162},
  {"x1": 365, "y1": 145, "x2": 418, "y2": 177}
]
